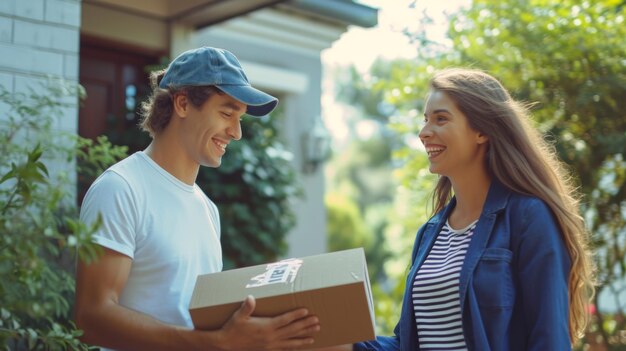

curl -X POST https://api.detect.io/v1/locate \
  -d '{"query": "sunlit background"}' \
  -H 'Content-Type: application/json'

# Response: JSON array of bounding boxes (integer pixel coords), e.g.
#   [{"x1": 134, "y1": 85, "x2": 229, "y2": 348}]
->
[
  {"x1": 1, "y1": 0, "x2": 625, "y2": 349},
  {"x1": 322, "y1": 1, "x2": 626, "y2": 350}
]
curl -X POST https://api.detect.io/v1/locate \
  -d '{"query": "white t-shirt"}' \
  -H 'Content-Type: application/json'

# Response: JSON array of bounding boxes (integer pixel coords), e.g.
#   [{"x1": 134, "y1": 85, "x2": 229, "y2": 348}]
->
[{"x1": 80, "y1": 151, "x2": 223, "y2": 347}]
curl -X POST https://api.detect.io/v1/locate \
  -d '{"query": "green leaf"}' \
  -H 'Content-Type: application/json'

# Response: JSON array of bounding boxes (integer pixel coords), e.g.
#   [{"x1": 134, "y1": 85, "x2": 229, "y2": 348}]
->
[{"x1": 0, "y1": 80, "x2": 115, "y2": 350}]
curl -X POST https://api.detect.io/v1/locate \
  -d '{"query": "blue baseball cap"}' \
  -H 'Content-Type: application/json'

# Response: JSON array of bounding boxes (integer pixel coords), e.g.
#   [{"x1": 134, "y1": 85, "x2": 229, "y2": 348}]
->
[{"x1": 159, "y1": 47, "x2": 278, "y2": 117}]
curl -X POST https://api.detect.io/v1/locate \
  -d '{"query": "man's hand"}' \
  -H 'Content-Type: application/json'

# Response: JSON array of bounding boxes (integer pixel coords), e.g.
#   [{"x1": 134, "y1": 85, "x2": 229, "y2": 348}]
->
[
  {"x1": 218, "y1": 295, "x2": 320, "y2": 351},
  {"x1": 76, "y1": 248, "x2": 319, "y2": 351}
]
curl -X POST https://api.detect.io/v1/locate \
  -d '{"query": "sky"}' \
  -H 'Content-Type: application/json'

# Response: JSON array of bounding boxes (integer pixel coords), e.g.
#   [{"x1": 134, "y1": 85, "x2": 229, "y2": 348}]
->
[
  {"x1": 320, "y1": 0, "x2": 471, "y2": 147},
  {"x1": 322, "y1": 0, "x2": 471, "y2": 73}
]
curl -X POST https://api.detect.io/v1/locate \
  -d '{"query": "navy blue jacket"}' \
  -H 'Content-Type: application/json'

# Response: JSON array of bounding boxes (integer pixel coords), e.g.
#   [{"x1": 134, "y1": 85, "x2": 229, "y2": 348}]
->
[{"x1": 355, "y1": 181, "x2": 572, "y2": 351}]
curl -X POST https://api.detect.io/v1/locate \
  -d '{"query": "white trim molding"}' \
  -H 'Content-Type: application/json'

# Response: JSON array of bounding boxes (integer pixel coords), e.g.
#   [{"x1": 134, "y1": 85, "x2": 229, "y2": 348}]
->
[
  {"x1": 239, "y1": 60, "x2": 309, "y2": 94},
  {"x1": 195, "y1": 8, "x2": 347, "y2": 58}
]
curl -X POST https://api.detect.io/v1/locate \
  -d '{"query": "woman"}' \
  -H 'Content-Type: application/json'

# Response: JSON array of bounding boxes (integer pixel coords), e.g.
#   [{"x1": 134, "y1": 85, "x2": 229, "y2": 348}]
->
[{"x1": 346, "y1": 68, "x2": 594, "y2": 350}]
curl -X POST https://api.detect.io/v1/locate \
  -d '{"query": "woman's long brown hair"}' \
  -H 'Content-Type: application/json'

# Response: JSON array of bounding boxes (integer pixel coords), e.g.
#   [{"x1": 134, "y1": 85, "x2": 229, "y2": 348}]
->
[{"x1": 428, "y1": 68, "x2": 595, "y2": 344}]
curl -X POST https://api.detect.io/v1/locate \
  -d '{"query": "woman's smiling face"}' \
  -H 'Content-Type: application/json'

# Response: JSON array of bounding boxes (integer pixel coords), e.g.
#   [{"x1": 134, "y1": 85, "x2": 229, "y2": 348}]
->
[{"x1": 419, "y1": 90, "x2": 488, "y2": 178}]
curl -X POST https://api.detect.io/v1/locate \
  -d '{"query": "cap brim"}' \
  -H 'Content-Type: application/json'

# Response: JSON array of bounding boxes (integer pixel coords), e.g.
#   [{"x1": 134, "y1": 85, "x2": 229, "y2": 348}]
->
[{"x1": 217, "y1": 85, "x2": 278, "y2": 117}]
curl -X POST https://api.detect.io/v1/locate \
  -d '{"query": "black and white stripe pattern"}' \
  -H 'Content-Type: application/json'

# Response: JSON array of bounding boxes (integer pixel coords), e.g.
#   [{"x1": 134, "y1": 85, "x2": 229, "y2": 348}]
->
[{"x1": 412, "y1": 220, "x2": 477, "y2": 350}]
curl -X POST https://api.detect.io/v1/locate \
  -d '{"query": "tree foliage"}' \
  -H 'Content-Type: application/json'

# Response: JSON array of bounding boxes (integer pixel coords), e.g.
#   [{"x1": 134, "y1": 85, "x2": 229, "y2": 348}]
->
[
  {"x1": 325, "y1": 192, "x2": 374, "y2": 265},
  {"x1": 0, "y1": 82, "x2": 127, "y2": 349},
  {"x1": 326, "y1": 59, "x2": 415, "y2": 334},
  {"x1": 445, "y1": 2, "x2": 626, "y2": 343},
  {"x1": 370, "y1": 0, "x2": 626, "y2": 347}
]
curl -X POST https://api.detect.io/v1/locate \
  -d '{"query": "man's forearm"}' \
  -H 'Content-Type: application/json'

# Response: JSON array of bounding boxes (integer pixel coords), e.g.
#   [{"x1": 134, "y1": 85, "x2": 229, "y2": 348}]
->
[{"x1": 76, "y1": 301, "x2": 223, "y2": 351}]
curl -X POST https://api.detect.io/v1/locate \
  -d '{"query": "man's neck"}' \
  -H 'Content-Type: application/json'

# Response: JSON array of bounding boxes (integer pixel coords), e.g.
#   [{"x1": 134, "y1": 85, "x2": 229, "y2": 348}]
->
[{"x1": 144, "y1": 138, "x2": 199, "y2": 186}]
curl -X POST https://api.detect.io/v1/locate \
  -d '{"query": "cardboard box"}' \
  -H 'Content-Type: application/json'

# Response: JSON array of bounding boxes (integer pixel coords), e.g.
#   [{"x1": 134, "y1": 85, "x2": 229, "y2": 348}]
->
[{"x1": 189, "y1": 248, "x2": 375, "y2": 348}]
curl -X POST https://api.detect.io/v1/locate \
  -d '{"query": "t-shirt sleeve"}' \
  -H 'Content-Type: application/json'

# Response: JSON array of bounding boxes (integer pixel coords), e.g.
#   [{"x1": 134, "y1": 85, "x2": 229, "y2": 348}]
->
[{"x1": 80, "y1": 170, "x2": 137, "y2": 259}]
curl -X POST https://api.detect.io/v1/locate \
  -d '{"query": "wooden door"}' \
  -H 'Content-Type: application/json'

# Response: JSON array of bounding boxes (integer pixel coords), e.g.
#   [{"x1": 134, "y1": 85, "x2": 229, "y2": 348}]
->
[
  {"x1": 79, "y1": 36, "x2": 162, "y2": 144},
  {"x1": 78, "y1": 36, "x2": 163, "y2": 201}
]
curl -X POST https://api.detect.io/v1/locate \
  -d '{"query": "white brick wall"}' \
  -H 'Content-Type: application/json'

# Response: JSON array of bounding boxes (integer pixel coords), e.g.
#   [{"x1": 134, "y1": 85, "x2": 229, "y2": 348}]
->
[
  {"x1": 0, "y1": 1, "x2": 16, "y2": 17},
  {"x1": 14, "y1": 19, "x2": 79, "y2": 52},
  {"x1": 0, "y1": 16, "x2": 11, "y2": 43},
  {"x1": 0, "y1": 0, "x2": 81, "y2": 126},
  {"x1": 0, "y1": 71, "x2": 13, "y2": 120},
  {"x1": 16, "y1": 0, "x2": 44, "y2": 21},
  {"x1": 64, "y1": 53, "x2": 78, "y2": 79},
  {"x1": 45, "y1": 0, "x2": 81, "y2": 27},
  {"x1": 0, "y1": 42, "x2": 64, "y2": 76},
  {"x1": 0, "y1": 0, "x2": 82, "y2": 197},
  {"x1": 14, "y1": 74, "x2": 49, "y2": 94},
  {"x1": 0, "y1": 0, "x2": 80, "y2": 78},
  {"x1": 0, "y1": 71, "x2": 13, "y2": 92}
]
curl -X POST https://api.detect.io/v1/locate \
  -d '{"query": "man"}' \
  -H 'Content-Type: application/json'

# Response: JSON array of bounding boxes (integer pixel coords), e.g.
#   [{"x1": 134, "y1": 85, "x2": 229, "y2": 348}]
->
[{"x1": 75, "y1": 47, "x2": 320, "y2": 351}]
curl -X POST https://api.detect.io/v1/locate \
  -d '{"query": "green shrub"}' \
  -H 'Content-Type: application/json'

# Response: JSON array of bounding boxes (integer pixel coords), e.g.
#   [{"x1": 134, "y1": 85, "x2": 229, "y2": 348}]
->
[{"x1": 0, "y1": 81, "x2": 126, "y2": 350}]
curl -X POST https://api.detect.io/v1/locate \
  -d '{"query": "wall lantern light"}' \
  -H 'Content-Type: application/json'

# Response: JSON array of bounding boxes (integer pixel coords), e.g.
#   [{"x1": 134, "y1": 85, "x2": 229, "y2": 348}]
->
[{"x1": 301, "y1": 116, "x2": 331, "y2": 174}]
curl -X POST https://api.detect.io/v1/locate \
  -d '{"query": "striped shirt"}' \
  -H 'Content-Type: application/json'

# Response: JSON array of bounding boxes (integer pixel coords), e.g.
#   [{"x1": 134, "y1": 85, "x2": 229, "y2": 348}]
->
[{"x1": 412, "y1": 220, "x2": 477, "y2": 351}]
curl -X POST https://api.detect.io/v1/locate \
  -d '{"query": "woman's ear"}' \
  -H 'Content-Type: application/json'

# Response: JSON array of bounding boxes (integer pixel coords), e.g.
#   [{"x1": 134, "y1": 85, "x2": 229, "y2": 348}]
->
[
  {"x1": 477, "y1": 132, "x2": 489, "y2": 145},
  {"x1": 173, "y1": 94, "x2": 189, "y2": 118}
]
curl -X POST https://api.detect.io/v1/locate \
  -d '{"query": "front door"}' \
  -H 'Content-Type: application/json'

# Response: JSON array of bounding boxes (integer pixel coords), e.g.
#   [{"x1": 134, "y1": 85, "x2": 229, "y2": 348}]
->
[
  {"x1": 79, "y1": 36, "x2": 162, "y2": 145},
  {"x1": 78, "y1": 36, "x2": 163, "y2": 200}
]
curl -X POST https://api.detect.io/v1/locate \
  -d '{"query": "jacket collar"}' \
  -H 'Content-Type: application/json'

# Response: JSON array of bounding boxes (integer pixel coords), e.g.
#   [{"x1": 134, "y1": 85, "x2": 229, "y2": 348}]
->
[
  {"x1": 458, "y1": 179, "x2": 511, "y2": 310},
  {"x1": 480, "y1": 179, "x2": 510, "y2": 215}
]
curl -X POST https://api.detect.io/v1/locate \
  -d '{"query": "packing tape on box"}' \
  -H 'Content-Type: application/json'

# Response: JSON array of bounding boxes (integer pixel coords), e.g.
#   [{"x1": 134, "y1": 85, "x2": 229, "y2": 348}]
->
[{"x1": 246, "y1": 258, "x2": 303, "y2": 288}]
